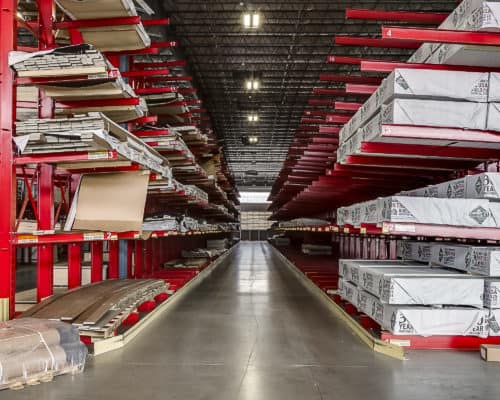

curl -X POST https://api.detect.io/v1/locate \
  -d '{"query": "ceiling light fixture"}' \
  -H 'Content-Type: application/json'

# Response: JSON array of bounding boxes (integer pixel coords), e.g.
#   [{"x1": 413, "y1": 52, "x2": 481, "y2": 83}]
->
[
  {"x1": 245, "y1": 79, "x2": 260, "y2": 91},
  {"x1": 248, "y1": 114, "x2": 259, "y2": 122},
  {"x1": 243, "y1": 12, "x2": 261, "y2": 29}
]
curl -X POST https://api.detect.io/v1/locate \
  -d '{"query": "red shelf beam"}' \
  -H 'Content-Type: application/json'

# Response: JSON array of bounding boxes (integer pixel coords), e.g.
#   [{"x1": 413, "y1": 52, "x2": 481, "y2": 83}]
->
[
  {"x1": 133, "y1": 60, "x2": 188, "y2": 68},
  {"x1": 335, "y1": 101, "x2": 362, "y2": 111},
  {"x1": 319, "y1": 74, "x2": 383, "y2": 85},
  {"x1": 346, "y1": 83, "x2": 378, "y2": 95},
  {"x1": 134, "y1": 86, "x2": 178, "y2": 95},
  {"x1": 346, "y1": 9, "x2": 448, "y2": 24},
  {"x1": 334, "y1": 36, "x2": 421, "y2": 49},
  {"x1": 382, "y1": 25, "x2": 500, "y2": 46},
  {"x1": 121, "y1": 69, "x2": 170, "y2": 77},
  {"x1": 360, "y1": 60, "x2": 500, "y2": 73}
]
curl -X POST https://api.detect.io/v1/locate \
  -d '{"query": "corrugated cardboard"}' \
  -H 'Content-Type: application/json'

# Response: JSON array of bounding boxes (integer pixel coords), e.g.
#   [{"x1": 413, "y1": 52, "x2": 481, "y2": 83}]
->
[{"x1": 66, "y1": 171, "x2": 150, "y2": 232}]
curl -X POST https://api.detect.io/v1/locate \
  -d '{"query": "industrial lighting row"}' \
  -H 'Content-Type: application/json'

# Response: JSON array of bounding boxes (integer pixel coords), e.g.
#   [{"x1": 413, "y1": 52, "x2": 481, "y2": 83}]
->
[{"x1": 243, "y1": 11, "x2": 261, "y2": 143}]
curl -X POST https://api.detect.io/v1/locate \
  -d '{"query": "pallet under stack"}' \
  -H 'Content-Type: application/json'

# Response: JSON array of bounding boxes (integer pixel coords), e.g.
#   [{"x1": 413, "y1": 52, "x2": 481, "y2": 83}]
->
[{"x1": 268, "y1": 0, "x2": 500, "y2": 356}]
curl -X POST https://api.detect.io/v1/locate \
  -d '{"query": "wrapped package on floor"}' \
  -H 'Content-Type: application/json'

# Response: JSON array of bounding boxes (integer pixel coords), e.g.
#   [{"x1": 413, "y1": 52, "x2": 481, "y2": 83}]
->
[
  {"x1": 484, "y1": 280, "x2": 500, "y2": 308},
  {"x1": 339, "y1": 259, "x2": 427, "y2": 285},
  {"x1": 430, "y1": 243, "x2": 471, "y2": 272},
  {"x1": 381, "y1": 99, "x2": 487, "y2": 131},
  {"x1": 396, "y1": 241, "x2": 433, "y2": 263},
  {"x1": 0, "y1": 318, "x2": 87, "y2": 389},
  {"x1": 375, "y1": 269, "x2": 484, "y2": 307},
  {"x1": 377, "y1": 196, "x2": 500, "y2": 228},
  {"x1": 378, "y1": 306, "x2": 489, "y2": 337},
  {"x1": 338, "y1": 279, "x2": 359, "y2": 308},
  {"x1": 466, "y1": 173, "x2": 500, "y2": 200}
]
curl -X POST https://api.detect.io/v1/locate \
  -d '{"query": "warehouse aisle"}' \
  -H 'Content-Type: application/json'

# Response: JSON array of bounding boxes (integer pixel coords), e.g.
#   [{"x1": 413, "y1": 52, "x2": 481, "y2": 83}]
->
[{"x1": 5, "y1": 242, "x2": 500, "y2": 400}]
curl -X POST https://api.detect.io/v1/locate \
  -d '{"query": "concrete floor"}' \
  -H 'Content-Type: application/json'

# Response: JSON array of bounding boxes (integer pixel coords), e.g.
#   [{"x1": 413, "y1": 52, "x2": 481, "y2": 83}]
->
[{"x1": 5, "y1": 242, "x2": 500, "y2": 399}]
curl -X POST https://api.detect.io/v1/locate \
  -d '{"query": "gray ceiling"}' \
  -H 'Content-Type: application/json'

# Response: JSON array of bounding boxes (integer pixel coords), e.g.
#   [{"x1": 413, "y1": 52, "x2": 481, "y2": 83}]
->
[{"x1": 154, "y1": 0, "x2": 458, "y2": 187}]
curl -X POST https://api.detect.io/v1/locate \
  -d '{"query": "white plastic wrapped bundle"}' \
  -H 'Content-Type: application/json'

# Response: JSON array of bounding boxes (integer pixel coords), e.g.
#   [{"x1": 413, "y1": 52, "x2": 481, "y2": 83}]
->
[{"x1": 0, "y1": 318, "x2": 87, "y2": 390}]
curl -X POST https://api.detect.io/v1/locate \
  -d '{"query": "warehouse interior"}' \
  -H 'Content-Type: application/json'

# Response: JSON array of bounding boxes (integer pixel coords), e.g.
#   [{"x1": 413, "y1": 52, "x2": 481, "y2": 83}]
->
[{"x1": 3, "y1": 0, "x2": 500, "y2": 398}]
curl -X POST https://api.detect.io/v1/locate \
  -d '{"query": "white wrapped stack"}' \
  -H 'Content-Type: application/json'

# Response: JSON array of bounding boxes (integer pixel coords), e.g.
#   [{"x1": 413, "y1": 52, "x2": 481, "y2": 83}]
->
[
  {"x1": 0, "y1": 318, "x2": 87, "y2": 390},
  {"x1": 396, "y1": 241, "x2": 433, "y2": 263}
]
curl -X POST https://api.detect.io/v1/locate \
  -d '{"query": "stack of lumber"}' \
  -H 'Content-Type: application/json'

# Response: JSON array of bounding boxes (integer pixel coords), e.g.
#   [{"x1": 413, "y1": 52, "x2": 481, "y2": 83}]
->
[
  {"x1": 337, "y1": 174, "x2": 500, "y2": 228},
  {"x1": 55, "y1": 0, "x2": 151, "y2": 52},
  {"x1": 0, "y1": 318, "x2": 87, "y2": 390},
  {"x1": 302, "y1": 244, "x2": 333, "y2": 255},
  {"x1": 58, "y1": 97, "x2": 148, "y2": 124},
  {"x1": 338, "y1": 259, "x2": 489, "y2": 337},
  {"x1": 142, "y1": 132, "x2": 195, "y2": 166},
  {"x1": 15, "y1": 113, "x2": 170, "y2": 177},
  {"x1": 146, "y1": 93, "x2": 191, "y2": 124},
  {"x1": 9, "y1": 44, "x2": 107, "y2": 77},
  {"x1": 23, "y1": 279, "x2": 168, "y2": 339},
  {"x1": 164, "y1": 258, "x2": 210, "y2": 269},
  {"x1": 142, "y1": 216, "x2": 179, "y2": 231}
]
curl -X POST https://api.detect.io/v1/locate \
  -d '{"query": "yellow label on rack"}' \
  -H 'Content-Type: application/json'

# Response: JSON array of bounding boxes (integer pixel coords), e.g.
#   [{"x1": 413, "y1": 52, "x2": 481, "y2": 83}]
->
[
  {"x1": 17, "y1": 235, "x2": 38, "y2": 244},
  {"x1": 360, "y1": 227, "x2": 367, "y2": 235},
  {"x1": 343, "y1": 227, "x2": 350, "y2": 234},
  {"x1": 83, "y1": 232, "x2": 104, "y2": 241},
  {"x1": 333, "y1": 226, "x2": 339, "y2": 233}
]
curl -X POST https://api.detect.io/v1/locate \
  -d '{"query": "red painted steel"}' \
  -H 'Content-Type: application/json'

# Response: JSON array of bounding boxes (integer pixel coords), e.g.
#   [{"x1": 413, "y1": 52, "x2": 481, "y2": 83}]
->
[
  {"x1": 55, "y1": 16, "x2": 141, "y2": 29},
  {"x1": 127, "y1": 241, "x2": 134, "y2": 278},
  {"x1": 121, "y1": 69, "x2": 170, "y2": 77},
  {"x1": 0, "y1": 0, "x2": 16, "y2": 319},
  {"x1": 91, "y1": 241, "x2": 103, "y2": 283},
  {"x1": 319, "y1": 74, "x2": 383, "y2": 85},
  {"x1": 345, "y1": 83, "x2": 378, "y2": 94},
  {"x1": 135, "y1": 86, "x2": 178, "y2": 95},
  {"x1": 334, "y1": 36, "x2": 421, "y2": 49},
  {"x1": 135, "y1": 240, "x2": 144, "y2": 278},
  {"x1": 134, "y1": 60, "x2": 188, "y2": 68},
  {"x1": 335, "y1": 101, "x2": 362, "y2": 111},
  {"x1": 346, "y1": 9, "x2": 448, "y2": 24},
  {"x1": 108, "y1": 241, "x2": 119, "y2": 279},
  {"x1": 383, "y1": 25, "x2": 500, "y2": 46},
  {"x1": 360, "y1": 60, "x2": 500, "y2": 73},
  {"x1": 68, "y1": 243, "x2": 82, "y2": 289}
]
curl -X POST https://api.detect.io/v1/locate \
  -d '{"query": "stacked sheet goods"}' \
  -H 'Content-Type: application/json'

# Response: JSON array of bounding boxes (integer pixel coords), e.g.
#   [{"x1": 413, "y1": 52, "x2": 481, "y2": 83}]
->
[{"x1": 23, "y1": 280, "x2": 168, "y2": 339}]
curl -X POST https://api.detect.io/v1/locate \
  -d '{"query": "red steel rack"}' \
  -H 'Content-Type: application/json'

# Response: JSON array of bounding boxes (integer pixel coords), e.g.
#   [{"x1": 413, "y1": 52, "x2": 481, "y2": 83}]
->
[{"x1": 0, "y1": 0, "x2": 239, "y2": 320}]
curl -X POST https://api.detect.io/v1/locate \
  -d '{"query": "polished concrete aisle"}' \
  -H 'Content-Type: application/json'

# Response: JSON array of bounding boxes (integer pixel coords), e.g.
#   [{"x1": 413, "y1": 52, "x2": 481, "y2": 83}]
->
[{"x1": 6, "y1": 242, "x2": 500, "y2": 400}]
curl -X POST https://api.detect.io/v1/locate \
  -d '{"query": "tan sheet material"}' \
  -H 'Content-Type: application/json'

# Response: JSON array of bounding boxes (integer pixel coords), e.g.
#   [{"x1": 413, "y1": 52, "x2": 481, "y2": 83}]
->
[{"x1": 68, "y1": 171, "x2": 150, "y2": 232}]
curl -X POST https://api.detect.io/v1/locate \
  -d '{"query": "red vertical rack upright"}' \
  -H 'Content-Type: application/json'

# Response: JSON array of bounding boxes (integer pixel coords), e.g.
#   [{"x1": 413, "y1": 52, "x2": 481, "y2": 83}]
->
[{"x1": 0, "y1": 0, "x2": 17, "y2": 320}]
